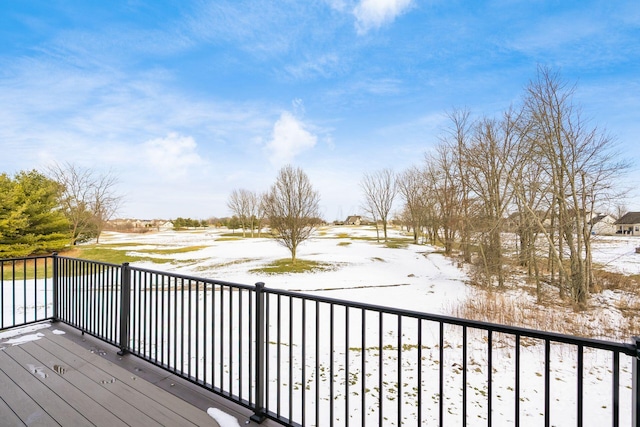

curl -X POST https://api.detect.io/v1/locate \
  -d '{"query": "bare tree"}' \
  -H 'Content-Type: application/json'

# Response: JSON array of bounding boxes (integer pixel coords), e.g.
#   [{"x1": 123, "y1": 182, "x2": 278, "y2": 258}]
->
[
  {"x1": 47, "y1": 163, "x2": 121, "y2": 244},
  {"x1": 461, "y1": 109, "x2": 525, "y2": 287},
  {"x1": 360, "y1": 169, "x2": 397, "y2": 243},
  {"x1": 263, "y1": 165, "x2": 321, "y2": 263},
  {"x1": 91, "y1": 171, "x2": 122, "y2": 243},
  {"x1": 445, "y1": 109, "x2": 474, "y2": 262},
  {"x1": 423, "y1": 144, "x2": 466, "y2": 255},
  {"x1": 227, "y1": 189, "x2": 262, "y2": 237},
  {"x1": 397, "y1": 166, "x2": 428, "y2": 244},
  {"x1": 523, "y1": 66, "x2": 628, "y2": 306}
]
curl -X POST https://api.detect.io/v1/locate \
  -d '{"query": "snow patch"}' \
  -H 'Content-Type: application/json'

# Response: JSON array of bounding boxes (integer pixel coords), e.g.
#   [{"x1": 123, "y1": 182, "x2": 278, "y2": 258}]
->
[
  {"x1": 207, "y1": 408, "x2": 241, "y2": 427},
  {"x1": 0, "y1": 322, "x2": 50, "y2": 340},
  {"x1": 52, "y1": 329, "x2": 66, "y2": 335},
  {"x1": 5, "y1": 333, "x2": 45, "y2": 346},
  {"x1": 27, "y1": 364, "x2": 47, "y2": 379}
]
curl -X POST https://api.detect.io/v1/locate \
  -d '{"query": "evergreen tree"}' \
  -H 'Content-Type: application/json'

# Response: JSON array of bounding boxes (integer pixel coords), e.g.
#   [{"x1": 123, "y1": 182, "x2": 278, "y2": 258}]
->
[{"x1": 0, "y1": 171, "x2": 71, "y2": 257}]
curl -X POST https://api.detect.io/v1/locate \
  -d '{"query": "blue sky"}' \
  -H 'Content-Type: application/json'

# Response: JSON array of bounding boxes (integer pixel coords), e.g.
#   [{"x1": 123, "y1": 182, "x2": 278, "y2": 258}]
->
[{"x1": 1, "y1": 0, "x2": 639, "y2": 220}]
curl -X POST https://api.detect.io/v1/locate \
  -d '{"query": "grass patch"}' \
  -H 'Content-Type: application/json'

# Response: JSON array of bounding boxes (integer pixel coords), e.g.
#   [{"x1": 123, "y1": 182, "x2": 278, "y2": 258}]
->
[
  {"x1": 215, "y1": 237, "x2": 243, "y2": 242},
  {"x1": 218, "y1": 233, "x2": 266, "y2": 239},
  {"x1": 250, "y1": 259, "x2": 338, "y2": 275},
  {"x1": 337, "y1": 241, "x2": 351, "y2": 247},
  {"x1": 194, "y1": 259, "x2": 254, "y2": 271},
  {"x1": 66, "y1": 246, "x2": 174, "y2": 265},
  {"x1": 1, "y1": 257, "x2": 53, "y2": 280},
  {"x1": 134, "y1": 246, "x2": 208, "y2": 255},
  {"x1": 384, "y1": 239, "x2": 409, "y2": 249}
]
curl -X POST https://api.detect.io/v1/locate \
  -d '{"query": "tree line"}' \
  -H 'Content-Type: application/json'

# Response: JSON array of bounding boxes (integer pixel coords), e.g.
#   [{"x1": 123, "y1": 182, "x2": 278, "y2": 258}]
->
[
  {"x1": 390, "y1": 67, "x2": 628, "y2": 307},
  {"x1": 0, "y1": 163, "x2": 121, "y2": 258}
]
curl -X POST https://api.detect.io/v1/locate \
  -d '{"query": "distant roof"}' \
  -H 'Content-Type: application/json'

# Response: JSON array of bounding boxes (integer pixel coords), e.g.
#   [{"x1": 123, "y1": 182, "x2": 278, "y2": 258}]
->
[
  {"x1": 614, "y1": 212, "x2": 640, "y2": 225},
  {"x1": 588, "y1": 214, "x2": 608, "y2": 225}
]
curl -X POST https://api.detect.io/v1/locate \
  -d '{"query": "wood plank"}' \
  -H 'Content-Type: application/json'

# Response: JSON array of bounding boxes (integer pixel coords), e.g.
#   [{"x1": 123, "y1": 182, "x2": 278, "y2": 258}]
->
[
  {"x1": 0, "y1": 349, "x2": 90, "y2": 426},
  {"x1": 0, "y1": 365, "x2": 56, "y2": 426},
  {"x1": 21, "y1": 339, "x2": 161, "y2": 427},
  {"x1": 0, "y1": 398, "x2": 27, "y2": 427},
  {"x1": 0, "y1": 366, "x2": 57, "y2": 427},
  {"x1": 52, "y1": 324, "x2": 262, "y2": 426},
  {"x1": 34, "y1": 334, "x2": 209, "y2": 426},
  {"x1": 39, "y1": 328, "x2": 218, "y2": 426},
  {"x1": 2, "y1": 345, "x2": 127, "y2": 427}
]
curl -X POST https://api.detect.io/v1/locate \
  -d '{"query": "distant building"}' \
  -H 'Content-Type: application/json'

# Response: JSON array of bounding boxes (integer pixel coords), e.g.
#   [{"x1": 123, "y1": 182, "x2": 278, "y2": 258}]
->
[
  {"x1": 159, "y1": 221, "x2": 174, "y2": 230},
  {"x1": 345, "y1": 215, "x2": 361, "y2": 225},
  {"x1": 614, "y1": 212, "x2": 640, "y2": 235},
  {"x1": 587, "y1": 214, "x2": 617, "y2": 235}
]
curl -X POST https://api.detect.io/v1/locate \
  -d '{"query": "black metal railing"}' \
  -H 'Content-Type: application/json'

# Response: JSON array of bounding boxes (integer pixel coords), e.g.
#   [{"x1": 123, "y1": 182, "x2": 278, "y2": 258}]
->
[
  {"x1": 1, "y1": 255, "x2": 53, "y2": 329},
  {"x1": 1, "y1": 254, "x2": 639, "y2": 426}
]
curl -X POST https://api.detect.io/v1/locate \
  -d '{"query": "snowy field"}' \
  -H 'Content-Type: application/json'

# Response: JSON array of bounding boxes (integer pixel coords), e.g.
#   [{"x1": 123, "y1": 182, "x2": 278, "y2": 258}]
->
[
  {"x1": 3, "y1": 226, "x2": 638, "y2": 426},
  {"x1": 99, "y1": 225, "x2": 472, "y2": 315},
  {"x1": 96, "y1": 226, "x2": 639, "y2": 426},
  {"x1": 98, "y1": 225, "x2": 640, "y2": 333}
]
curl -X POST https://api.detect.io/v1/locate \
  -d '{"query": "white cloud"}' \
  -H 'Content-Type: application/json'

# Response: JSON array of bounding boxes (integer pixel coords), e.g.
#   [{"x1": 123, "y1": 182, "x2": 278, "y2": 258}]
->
[
  {"x1": 142, "y1": 133, "x2": 205, "y2": 179},
  {"x1": 266, "y1": 112, "x2": 317, "y2": 166},
  {"x1": 353, "y1": 0, "x2": 413, "y2": 34}
]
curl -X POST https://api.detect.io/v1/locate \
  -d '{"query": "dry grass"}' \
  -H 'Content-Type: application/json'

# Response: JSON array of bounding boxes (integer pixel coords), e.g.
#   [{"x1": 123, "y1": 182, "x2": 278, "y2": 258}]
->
[
  {"x1": 451, "y1": 260, "x2": 640, "y2": 341},
  {"x1": 591, "y1": 269, "x2": 639, "y2": 293}
]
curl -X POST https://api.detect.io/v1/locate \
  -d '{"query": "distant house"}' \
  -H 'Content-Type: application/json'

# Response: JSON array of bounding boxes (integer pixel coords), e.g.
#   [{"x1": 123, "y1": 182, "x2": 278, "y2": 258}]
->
[
  {"x1": 345, "y1": 215, "x2": 362, "y2": 226},
  {"x1": 588, "y1": 214, "x2": 617, "y2": 235},
  {"x1": 614, "y1": 212, "x2": 640, "y2": 235},
  {"x1": 159, "y1": 221, "x2": 174, "y2": 230}
]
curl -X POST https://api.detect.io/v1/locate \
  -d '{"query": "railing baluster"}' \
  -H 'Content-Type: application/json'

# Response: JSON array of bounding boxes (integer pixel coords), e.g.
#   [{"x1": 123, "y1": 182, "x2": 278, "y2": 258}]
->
[
  {"x1": 397, "y1": 315, "x2": 402, "y2": 425},
  {"x1": 516, "y1": 334, "x2": 521, "y2": 427},
  {"x1": 289, "y1": 296, "x2": 293, "y2": 423},
  {"x1": 439, "y1": 322, "x2": 444, "y2": 425},
  {"x1": 250, "y1": 281, "x2": 267, "y2": 423},
  {"x1": 488, "y1": 329, "x2": 493, "y2": 426},
  {"x1": 577, "y1": 344, "x2": 584, "y2": 427},
  {"x1": 633, "y1": 337, "x2": 640, "y2": 427},
  {"x1": 545, "y1": 339, "x2": 551, "y2": 427},
  {"x1": 361, "y1": 308, "x2": 366, "y2": 427},
  {"x1": 378, "y1": 311, "x2": 383, "y2": 427},
  {"x1": 301, "y1": 297, "x2": 307, "y2": 427},
  {"x1": 463, "y1": 325, "x2": 468, "y2": 424},
  {"x1": 417, "y1": 319, "x2": 423, "y2": 424},
  {"x1": 228, "y1": 282, "x2": 232, "y2": 395},
  {"x1": 118, "y1": 262, "x2": 131, "y2": 355},
  {"x1": 345, "y1": 306, "x2": 350, "y2": 427},
  {"x1": 52, "y1": 253, "x2": 58, "y2": 322}
]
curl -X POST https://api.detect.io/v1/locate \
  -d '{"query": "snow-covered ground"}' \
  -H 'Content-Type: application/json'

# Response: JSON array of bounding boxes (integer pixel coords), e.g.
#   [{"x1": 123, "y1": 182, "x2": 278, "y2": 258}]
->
[
  {"x1": 99, "y1": 226, "x2": 471, "y2": 315},
  {"x1": 94, "y1": 226, "x2": 639, "y2": 426},
  {"x1": 590, "y1": 234, "x2": 640, "y2": 275},
  {"x1": 4, "y1": 226, "x2": 636, "y2": 426}
]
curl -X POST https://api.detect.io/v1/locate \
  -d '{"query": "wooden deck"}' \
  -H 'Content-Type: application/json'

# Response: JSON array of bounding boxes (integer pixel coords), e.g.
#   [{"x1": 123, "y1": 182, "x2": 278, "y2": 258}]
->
[{"x1": 0, "y1": 322, "x2": 280, "y2": 427}]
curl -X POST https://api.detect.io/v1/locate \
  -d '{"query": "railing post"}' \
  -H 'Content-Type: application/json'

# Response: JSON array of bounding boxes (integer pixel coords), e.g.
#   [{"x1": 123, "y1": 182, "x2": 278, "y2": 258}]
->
[
  {"x1": 118, "y1": 263, "x2": 131, "y2": 356},
  {"x1": 634, "y1": 336, "x2": 640, "y2": 427},
  {"x1": 52, "y1": 252, "x2": 59, "y2": 322},
  {"x1": 250, "y1": 282, "x2": 267, "y2": 424}
]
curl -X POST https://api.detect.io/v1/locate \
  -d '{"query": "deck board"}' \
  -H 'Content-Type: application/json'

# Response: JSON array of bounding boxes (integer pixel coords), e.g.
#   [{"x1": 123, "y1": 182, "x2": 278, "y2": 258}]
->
[
  {"x1": 0, "y1": 367, "x2": 59, "y2": 426},
  {"x1": 34, "y1": 335, "x2": 207, "y2": 426},
  {"x1": 0, "y1": 324, "x2": 220, "y2": 427},
  {"x1": 0, "y1": 348, "x2": 96, "y2": 426},
  {"x1": 15, "y1": 342, "x2": 161, "y2": 427},
  {"x1": 2, "y1": 344, "x2": 132, "y2": 426},
  {"x1": 0, "y1": 322, "x2": 283, "y2": 427}
]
